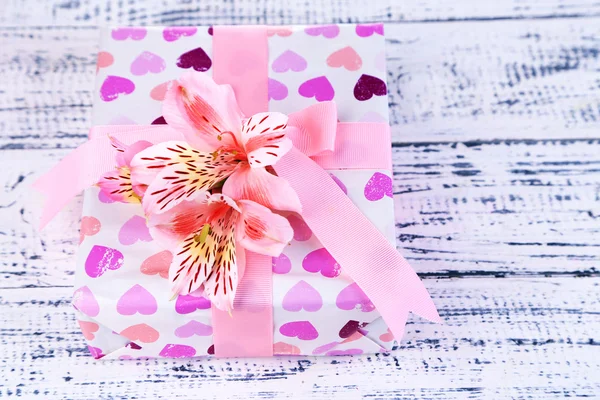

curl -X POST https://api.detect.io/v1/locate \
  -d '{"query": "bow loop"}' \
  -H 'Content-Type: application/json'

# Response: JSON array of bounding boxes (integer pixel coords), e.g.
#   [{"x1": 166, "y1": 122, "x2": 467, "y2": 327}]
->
[{"x1": 286, "y1": 102, "x2": 338, "y2": 157}]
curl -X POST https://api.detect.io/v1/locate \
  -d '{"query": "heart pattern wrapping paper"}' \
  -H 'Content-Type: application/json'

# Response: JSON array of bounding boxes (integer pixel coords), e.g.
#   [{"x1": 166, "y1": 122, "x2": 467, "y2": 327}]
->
[{"x1": 77, "y1": 24, "x2": 398, "y2": 359}]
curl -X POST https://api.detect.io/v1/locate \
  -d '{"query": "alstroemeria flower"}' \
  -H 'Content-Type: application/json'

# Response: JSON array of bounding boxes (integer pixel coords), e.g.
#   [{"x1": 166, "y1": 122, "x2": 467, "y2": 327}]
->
[
  {"x1": 149, "y1": 192, "x2": 293, "y2": 310},
  {"x1": 130, "y1": 71, "x2": 301, "y2": 215},
  {"x1": 97, "y1": 137, "x2": 152, "y2": 203}
]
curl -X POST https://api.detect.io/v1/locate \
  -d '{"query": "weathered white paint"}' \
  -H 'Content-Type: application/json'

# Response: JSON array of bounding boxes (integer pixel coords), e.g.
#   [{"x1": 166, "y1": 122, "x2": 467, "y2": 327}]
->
[{"x1": 1, "y1": 0, "x2": 599, "y2": 398}]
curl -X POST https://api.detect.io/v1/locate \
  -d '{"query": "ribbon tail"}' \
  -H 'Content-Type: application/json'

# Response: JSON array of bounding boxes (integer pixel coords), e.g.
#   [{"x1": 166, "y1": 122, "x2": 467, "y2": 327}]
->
[
  {"x1": 32, "y1": 136, "x2": 116, "y2": 230},
  {"x1": 274, "y1": 148, "x2": 440, "y2": 342}
]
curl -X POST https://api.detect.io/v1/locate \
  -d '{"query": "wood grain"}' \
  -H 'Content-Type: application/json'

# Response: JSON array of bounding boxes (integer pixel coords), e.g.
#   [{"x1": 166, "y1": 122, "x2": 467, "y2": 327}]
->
[
  {"x1": 1, "y1": 0, "x2": 600, "y2": 398},
  {"x1": 1, "y1": 278, "x2": 598, "y2": 399},
  {"x1": 2, "y1": 18, "x2": 600, "y2": 150}
]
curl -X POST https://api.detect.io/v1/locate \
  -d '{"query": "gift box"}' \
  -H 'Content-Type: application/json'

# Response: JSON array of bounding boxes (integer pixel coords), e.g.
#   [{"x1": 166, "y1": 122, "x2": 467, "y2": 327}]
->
[{"x1": 36, "y1": 24, "x2": 439, "y2": 359}]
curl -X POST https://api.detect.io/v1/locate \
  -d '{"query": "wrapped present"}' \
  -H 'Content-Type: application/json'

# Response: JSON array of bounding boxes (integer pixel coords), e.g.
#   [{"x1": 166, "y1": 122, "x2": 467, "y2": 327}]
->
[{"x1": 35, "y1": 24, "x2": 440, "y2": 359}]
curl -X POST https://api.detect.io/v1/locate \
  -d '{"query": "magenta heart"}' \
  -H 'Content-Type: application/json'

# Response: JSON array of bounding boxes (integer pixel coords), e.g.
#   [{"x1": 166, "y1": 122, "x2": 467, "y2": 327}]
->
[
  {"x1": 339, "y1": 320, "x2": 368, "y2": 338},
  {"x1": 272, "y1": 253, "x2": 292, "y2": 274},
  {"x1": 87, "y1": 345, "x2": 105, "y2": 359},
  {"x1": 268, "y1": 78, "x2": 288, "y2": 101},
  {"x1": 100, "y1": 75, "x2": 135, "y2": 102},
  {"x1": 175, "y1": 320, "x2": 213, "y2": 338},
  {"x1": 299, "y1": 76, "x2": 335, "y2": 102},
  {"x1": 177, "y1": 47, "x2": 212, "y2": 72},
  {"x1": 163, "y1": 27, "x2": 198, "y2": 42},
  {"x1": 282, "y1": 280, "x2": 323, "y2": 312},
  {"x1": 117, "y1": 284, "x2": 157, "y2": 315},
  {"x1": 312, "y1": 341, "x2": 339, "y2": 355},
  {"x1": 85, "y1": 245, "x2": 124, "y2": 278},
  {"x1": 272, "y1": 50, "x2": 307, "y2": 72},
  {"x1": 73, "y1": 286, "x2": 100, "y2": 317},
  {"x1": 329, "y1": 173, "x2": 347, "y2": 194},
  {"x1": 354, "y1": 74, "x2": 387, "y2": 101},
  {"x1": 302, "y1": 247, "x2": 340, "y2": 278},
  {"x1": 326, "y1": 348, "x2": 363, "y2": 356},
  {"x1": 364, "y1": 172, "x2": 393, "y2": 201},
  {"x1": 207, "y1": 344, "x2": 215, "y2": 355},
  {"x1": 304, "y1": 25, "x2": 340, "y2": 38},
  {"x1": 151, "y1": 116, "x2": 167, "y2": 125},
  {"x1": 288, "y1": 215, "x2": 312, "y2": 241},
  {"x1": 130, "y1": 51, "x2": 166, "y2": 76},
  {"x1": 175, "y1": 294, "x2": 211, "y2": 314},
  {"x1": 111, "y1": 27, "x2": 147, "y2": 41},
  {"x1": 336, "y1": 283, "x2": 375, "y2": 312},
  {"x1": 159, "y1": 344, "x2": 197, "y2": 358},
  {"x1": 279, "y1": 321, "x2": 319, "y2": 340},
  {"x1": 118, "y1": 215, "x2": 152, "y2": 245},
  {"x1": 355, "y1": 23, "x2": 384, "y2": 37}
]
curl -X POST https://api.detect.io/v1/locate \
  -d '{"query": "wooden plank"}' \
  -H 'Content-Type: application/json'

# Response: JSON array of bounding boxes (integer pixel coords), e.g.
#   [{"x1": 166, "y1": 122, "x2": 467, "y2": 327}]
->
[
  {"x1": 1, "y1": 278, "x2": 598, "y2": 399},
  {"x1": 2, "y1": 139, "x2": 599, "y2": 288},
  {"x1": 2, "y1": 0, "x2": 600, "y2": 26},
  {"x1": 2, "y1": 18, "x2": 600, "y2": 150}
]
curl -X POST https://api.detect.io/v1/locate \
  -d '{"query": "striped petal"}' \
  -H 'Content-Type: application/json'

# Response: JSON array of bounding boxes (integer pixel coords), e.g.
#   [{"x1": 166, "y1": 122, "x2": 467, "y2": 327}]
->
[
  {"x1": 163, "y1": 71, "x2": 244, "y2": 152},
  {"x1": 202, "y1": 216, "x2": 242, "y2": 311},
  {"x1": 169, "y1": 225, "x2": 220, "y2": 296},
  {"x1": 131, "y1": 142, "x2": 238, "y2": 215},
  {"x1": 241, "y1": 112, "x2": 291, "y2": 168},
  {"x1": 97, "y1": 166, "x2": 141, "y2": 204}
]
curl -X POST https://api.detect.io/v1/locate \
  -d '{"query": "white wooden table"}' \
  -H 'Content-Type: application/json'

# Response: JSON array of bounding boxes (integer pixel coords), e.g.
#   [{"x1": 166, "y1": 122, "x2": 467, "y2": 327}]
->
[{"x1": 1, "y1": 1, "x2": 599, "y2": 398}]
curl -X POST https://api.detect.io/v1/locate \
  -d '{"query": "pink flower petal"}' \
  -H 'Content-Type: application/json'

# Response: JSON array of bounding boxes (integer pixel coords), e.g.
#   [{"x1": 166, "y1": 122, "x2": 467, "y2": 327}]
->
[
  {"x1": 148, "y1": 195, "x2": 210, "y2": 248},
  {"x1": 223, "y1": 164, "x2": 301, "y2": 213},
  {"x1": 241, "y1": 112, "x2": 292, "y2": 168},
  {"x1": 163, "y1": 71, "x2": 244, "y2": 152},
  {"x1": 97, "y1": 167, "x2": 140, "y2": 204},
  {"x1": 235, "y1": 199, "x2": 293, "y2": 257}
]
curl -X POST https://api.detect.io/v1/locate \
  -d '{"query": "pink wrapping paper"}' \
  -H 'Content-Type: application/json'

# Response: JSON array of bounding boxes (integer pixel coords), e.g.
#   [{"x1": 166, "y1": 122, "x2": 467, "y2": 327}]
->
[{"x1": 75, "y1": 24, "x2": 398, "y2": 359}]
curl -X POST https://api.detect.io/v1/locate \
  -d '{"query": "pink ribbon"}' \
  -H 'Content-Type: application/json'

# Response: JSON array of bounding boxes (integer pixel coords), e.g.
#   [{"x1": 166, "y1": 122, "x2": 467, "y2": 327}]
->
[{"x1": 34, "y1": 25, "x2": 439, "y2": 358}]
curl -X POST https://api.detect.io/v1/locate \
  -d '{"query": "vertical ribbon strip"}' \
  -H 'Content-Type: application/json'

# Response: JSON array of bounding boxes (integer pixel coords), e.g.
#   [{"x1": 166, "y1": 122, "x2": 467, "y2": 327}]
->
[{"x1": 211, "y1": 25, "x2": 273, "y2": 357}]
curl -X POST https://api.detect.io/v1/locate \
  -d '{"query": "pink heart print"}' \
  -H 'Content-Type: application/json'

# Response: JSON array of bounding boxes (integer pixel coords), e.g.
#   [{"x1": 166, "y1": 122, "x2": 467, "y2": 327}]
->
[
  {"x1": 100, "y1": 75, "x2": 135, "y2": 102},
  {"x1": 175, "y1": 293, "x2": 211, "y2": 314},
  {"x1": 267, "y1": 27, "x2": 293, "y2": 37},
  {"x1": 273, "y1": 341, "x2": 301, "y2": 355},
  {"x1": 118, "y1": 215, "x2": 153, "y2": 245},
  {"x1": 78, "y1": 320, "x2": 99, "y2": 340},
  {"x1": 302, "y1": 247, "x2": 341, "y2": 278},
  {"x1": 298, "y1": 76, "x2": 335, "y2": 102},
  {"x1": 73, "y1": 286, "x2": 100, "y2": 317},
  {"x1": 279, "y1": 321, "x2": 319, "y2": 340},
  {"x1": 87, "y1": 345, "x2": 105, "y2": 359},
  {"x1": 152, "y1": 116, "x2": 167, "y2": 125},
  {"x1": 268, "y1": 78, "x2": 288, "y2": 101},
  {"x1": 326, "y1": 46, "x2": 363, "y2": 71},
  {"x1": 79, "y1": 216, "x2": 101, "y2": 243},
  {"x1": 272, "y1": 253, "x2": 292, "y2": 274},
  {"x1": 353, "y1": 74, "x2": 387, "y2": 101},
  {"x1": 159, "y1": 344, "x2": 197, "y2": 358},
  {"x1": 304, "y1": 25, "x2": 340, "y2": 38},
  {"x1": 163, "y1": 27, "x2": 198, "y2": 42},
  {"x1": 272, "y1": 50, "x2": 307, "y2": 72},
  {"x1": 379, "y1": 328, "x2": 394, "y2": 343},
  {"x1": 85, "y1": 245, "x2": 124, "y2": 278},
  {"x1": 175, "y1": 320, "x2": 213, "y2": 338},
  {"x1": 117, "y1": 284, "x2": 158, "y2": 315},
  {"x1": 326, "y1": 348, "x2": 363, "y2": 356},
  {"x1": 355, "y1": 23, "x2": 384, "y2": 37},
  {"x1": 282, "y1": 280, "x2": 323, "y2": 312},
  {"x1": 287, "y1": 214, "x2": 312, "y2": 241},
  {"x1": 130, "y1": 51, "x2": 166, "y2": 76},
  {"x1": 336, "y1": 283, "x2": 375, "y2": 312},
  {"x1": 96, "y1": 51, "x2": 114, "y2": 73},
  {"x1": 364, "y1": 172, "x2": 393, "y2": 201},
  {"x1": 312, "y1": 341, "x2": 339, "y2": 355},
  {"x1": 111, "y1": 27, "x2": 147, "y2": 41},
  {"x1": 177, "y1": 47, "x2": 212, "y2": 72},
  {"x1": 150, "y1": 81, "x2": 172, "y2": 101},
  {"x1": 140, "y1": 250, "x2": 172, "y2": 279},
  {"x1": 339, "y1": 320, "x2": 368, "y2": 338},
  {"x1": 120, "y1": 323, "x2": 160, "y2": 343}
]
